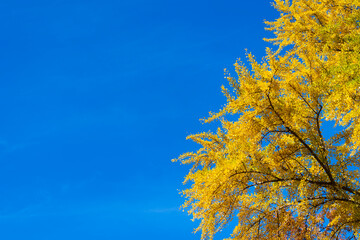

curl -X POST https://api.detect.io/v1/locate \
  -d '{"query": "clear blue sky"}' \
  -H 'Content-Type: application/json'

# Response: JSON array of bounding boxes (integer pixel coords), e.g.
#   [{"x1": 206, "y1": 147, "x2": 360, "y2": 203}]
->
[{"x1": 0, "y1": 0, "x2": 278, "y2": 239}]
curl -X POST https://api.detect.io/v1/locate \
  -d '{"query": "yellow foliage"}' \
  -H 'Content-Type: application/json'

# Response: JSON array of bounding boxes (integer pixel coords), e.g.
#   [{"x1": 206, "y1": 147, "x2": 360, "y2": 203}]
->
[{"x1": 174, "y1": 0, "x2": 360, "y2": 239}]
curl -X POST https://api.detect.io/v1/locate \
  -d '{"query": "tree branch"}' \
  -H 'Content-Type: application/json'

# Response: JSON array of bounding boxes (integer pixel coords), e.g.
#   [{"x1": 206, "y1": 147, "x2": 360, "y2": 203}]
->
[{"x1": 266, "y1": 93, "x2": 335, "y2": 185}]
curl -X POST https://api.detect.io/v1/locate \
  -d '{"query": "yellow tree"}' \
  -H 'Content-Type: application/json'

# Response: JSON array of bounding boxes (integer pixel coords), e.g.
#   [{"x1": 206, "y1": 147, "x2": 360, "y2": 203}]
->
[{"x1": 174, "y1": 0, "x2": 360, "y2": 239}]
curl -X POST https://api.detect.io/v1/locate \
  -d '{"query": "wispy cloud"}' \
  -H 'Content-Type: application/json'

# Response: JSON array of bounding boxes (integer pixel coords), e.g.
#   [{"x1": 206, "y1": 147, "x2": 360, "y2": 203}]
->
[
  {"x1": 0, "y1": 139, "x2": 39, "y2": 154},
  {"x1": 0, "y1": 199, "x2": 181, "y2": 221}
]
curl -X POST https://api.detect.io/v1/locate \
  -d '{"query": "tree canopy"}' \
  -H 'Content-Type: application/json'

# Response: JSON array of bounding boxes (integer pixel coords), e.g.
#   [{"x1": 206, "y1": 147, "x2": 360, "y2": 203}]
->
[{"x1": 174, "y1": 0, "x2": 360, "y2": 239}]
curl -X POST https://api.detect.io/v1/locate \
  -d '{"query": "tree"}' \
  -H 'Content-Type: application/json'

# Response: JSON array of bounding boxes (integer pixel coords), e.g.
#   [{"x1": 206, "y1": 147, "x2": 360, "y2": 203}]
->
[{"x1": 174, "y1": 0, "x2": 360, "y2": 239}]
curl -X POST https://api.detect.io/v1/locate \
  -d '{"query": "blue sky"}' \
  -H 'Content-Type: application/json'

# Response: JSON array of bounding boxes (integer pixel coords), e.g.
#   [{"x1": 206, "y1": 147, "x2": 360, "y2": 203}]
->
[{"x1": 0, "y1": 0, "x2": 278, "y2": 239}]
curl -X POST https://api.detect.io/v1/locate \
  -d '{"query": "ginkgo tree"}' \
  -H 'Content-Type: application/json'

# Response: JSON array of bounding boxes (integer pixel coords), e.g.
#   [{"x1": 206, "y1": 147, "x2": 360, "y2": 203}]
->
[{"x1": 174, "y1": 0, "x2": 360, "y2": 239}]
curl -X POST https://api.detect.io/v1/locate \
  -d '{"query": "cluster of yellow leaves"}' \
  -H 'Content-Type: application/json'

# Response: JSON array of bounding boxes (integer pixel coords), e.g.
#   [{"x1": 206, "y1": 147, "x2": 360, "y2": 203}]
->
[{"x1": 174, "y1": 0, "x2": 360, "y2": 239}]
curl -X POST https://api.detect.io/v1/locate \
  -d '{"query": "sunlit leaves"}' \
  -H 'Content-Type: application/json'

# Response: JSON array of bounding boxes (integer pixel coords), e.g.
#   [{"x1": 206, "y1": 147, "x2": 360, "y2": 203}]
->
[{"x1": 174, "y1": 0, "x2": 360, "y2": 239}]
